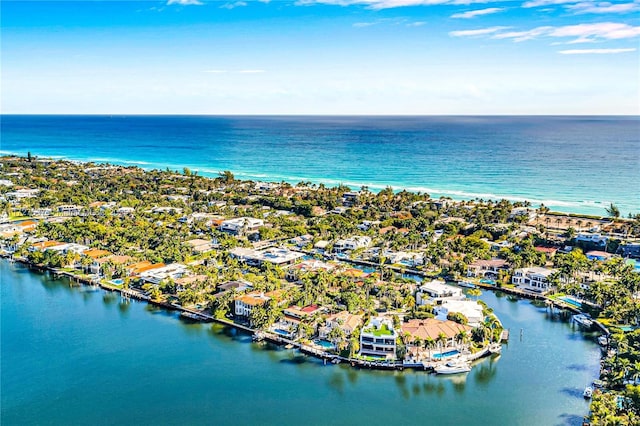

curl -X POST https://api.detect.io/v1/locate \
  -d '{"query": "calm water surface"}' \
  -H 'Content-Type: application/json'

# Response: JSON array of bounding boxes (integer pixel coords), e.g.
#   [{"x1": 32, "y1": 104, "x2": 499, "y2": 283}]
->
[{"x1": 1, "y1": 260, "x2": 601, "y2": 425}]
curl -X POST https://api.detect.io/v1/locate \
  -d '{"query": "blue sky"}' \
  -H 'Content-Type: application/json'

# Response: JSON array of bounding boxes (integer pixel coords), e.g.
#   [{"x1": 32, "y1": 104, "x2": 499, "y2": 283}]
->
[{"x1": 1, "y1": 0, "x2": 639, "y2": 114}]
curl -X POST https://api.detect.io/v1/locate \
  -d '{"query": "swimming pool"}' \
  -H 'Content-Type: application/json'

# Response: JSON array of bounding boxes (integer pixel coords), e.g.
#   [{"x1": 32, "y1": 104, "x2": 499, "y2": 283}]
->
[
  {"x1": 273, "y1": 328, "x2": 292, "y2": 337},
  {"x1": 110, "y1": 279, "x2": 124, "y2": 286},
  {"x1": 480, "y1": 279, "x2": 495, "y2": 285},
  {"x1": 432, "y1": 350, "x2": 460, "y2": 359},
  {"x1": 559, "y1": 296, "x2": 582, "y2": 309},
  {"x1": 313, "y1": 339, "x2": 334, "y2": 349}
]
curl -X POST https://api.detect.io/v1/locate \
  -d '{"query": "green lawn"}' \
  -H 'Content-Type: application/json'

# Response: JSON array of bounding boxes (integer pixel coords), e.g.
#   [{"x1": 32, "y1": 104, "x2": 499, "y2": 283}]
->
[{"x1": 364, "y1": 323, "x2": 394, "y2": 336}]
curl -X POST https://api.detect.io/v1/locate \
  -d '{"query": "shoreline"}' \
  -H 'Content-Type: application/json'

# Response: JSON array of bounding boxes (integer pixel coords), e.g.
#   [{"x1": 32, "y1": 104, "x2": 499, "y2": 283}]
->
[
  {"x1": 0, "y1": 151, "x2": 632, "y2": 218},
  {"x1": 5, "y1": 255, "x2": 602, "y2": 373}
]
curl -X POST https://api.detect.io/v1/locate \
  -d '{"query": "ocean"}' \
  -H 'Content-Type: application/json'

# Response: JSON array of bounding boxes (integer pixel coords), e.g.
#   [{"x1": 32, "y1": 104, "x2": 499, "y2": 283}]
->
[{"x1": 1, "y1": 115, "x2": 638, "y2": 216}]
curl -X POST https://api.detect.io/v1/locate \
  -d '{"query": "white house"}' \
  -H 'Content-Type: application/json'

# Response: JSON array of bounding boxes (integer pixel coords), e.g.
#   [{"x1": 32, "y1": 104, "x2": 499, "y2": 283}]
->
[
  {"x1": 360, "y1": 317, "x2": 397, "y2": 359},
  {"x1": 333, "y1": 236, "x2": 372, "y2": 253},
  {"x1": 229, "y1": 247, "x2": 304, "y2": 267},
  {"x1": 139, "y1": 263, "x2": 188, "y2": 285},
  {"x1": 416, "y1": 280, "x2": 464, "y2": 306},
  {"x1": 434, "y1": 300, "x2": 484, "y2": 327},
  {"x1": 512, "y1": 267, "x2": 557, "y2": 293},
  {"x1": 218, "y1": 217, "x2": 264, "y2": 236},
  {"x1": 575, "y1": 233, "x2": 608, "y2": 246}
]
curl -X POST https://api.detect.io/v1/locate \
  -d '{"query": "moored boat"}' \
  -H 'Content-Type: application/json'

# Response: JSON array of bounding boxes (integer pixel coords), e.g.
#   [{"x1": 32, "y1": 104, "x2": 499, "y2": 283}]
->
[
  {"x1": 457, "y1": 280, "x2": 477, "y2": 289},
  {"x1": 583, "y1": 386, "x2": 593, "y2": 399},
  {"x1": 572, "y1": 314, "x2": 594, "y2": 329},
  {"x1": 434, "y1": 360, "x2": 472, "y2": 374}
]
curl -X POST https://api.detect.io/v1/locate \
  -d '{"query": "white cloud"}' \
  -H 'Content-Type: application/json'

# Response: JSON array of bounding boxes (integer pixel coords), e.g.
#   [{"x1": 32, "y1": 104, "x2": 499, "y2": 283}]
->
[
  {"x1": 451, "y1": 7, "x2": 504, "y2": 18},
  {"x1": 453, "y1": 22, "x2": 640, "y2": 43},
  {"x1": 353, "y1": 21, "x2": 379, "y2": 27},
  {"x1": 567, "y1": 1, "x2": 640, "y2": 14},
  {"x1": 449, "y1": 26, "x2": 509, "y2": 36},
  {"x1": 407, "y1": 21, "x2": 427, "y2": 26},
  {"x1": 522, "y1": 0, "x2": 578, "y2": 7},
  {"x1": 297, "y1": 0, "x2": 500, "y2": 10},
  {"x1": 558, "y1": 47, "x2": 637, "y2": 53},
  {"x1": 220, "y1": 1, "x2": 248, "y2": 9},
  {"x1": 167, "y1": 0, "x2": 203, "y2": 5}
]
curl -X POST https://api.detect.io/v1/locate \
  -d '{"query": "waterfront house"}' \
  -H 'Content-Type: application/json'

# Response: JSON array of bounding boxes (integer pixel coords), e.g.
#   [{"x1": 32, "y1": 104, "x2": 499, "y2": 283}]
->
[
  {"x1": 139, "y1": 263, "x2": 187, "y2": 285},
  {"x1": 512, "y1": 266, "x2": 557, "y2": 293},
  {"x1": 416, "y1": 280, "x2": 464, "y2": 306},
  {"x1": 434, "y1": 300, "x2": 484, "y2": 327},
  {"x1": 333, "y1": 236, "x2": 372, "y2": 253},
  {"x1": 467, "y1": 258, "x2": 509, "y2": 278},
  {"x1": 401, "y1": 318, "x2": 473, "y2": 354},
  {"x1": 127, "y1": 261, "x2": 165, "y2": 277},
  {"x1": 30, "y1": 240, "x2": 66, "y2": 252},
  {"x1": 234, "y1": 291, "x2": 271, "y2": 319},
  {"x1": 360, "y1": 317, "x2": 397, "y2": 359},
  {"x1": 318, "y1": 311, "x2": 363, "y2": 339},
  {"x1": 81, "y1": 248, "x2": 113, "y2": 274}
]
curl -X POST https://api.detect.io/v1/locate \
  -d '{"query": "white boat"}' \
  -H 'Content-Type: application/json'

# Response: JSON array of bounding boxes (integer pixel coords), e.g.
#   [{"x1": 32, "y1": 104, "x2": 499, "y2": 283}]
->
[
  {"x1": 573, "y1": 314, "x2": 594, "y2": 328},
  {"x1": 434, "y1": 360, "x2": 472, "y2": 374},
  {"x1": 457, "y1": 280, "x2": 477, "y2": 289},
  {"x1": 489, "y1": 343, "x2": 502, "y2": 354},
  {"x1": 583, "y1": 386, "x2": 594, "y2": 399},
  {"x1": 597, "y1": 335, "x2": 608, "y2": 346}
]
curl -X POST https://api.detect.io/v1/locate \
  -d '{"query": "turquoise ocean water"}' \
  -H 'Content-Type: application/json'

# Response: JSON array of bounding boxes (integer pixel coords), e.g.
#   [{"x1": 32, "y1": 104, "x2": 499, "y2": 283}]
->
[
  {"x1": 1, "y1": 115, "x2": 638, "y2": 216},
  {"x1": 1, "y1": 260, "x2": 601, "y2": 425}
]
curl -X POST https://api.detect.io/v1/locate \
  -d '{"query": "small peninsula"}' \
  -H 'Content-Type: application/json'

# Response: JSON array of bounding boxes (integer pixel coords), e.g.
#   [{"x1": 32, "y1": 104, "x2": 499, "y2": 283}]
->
[{"x1": 2, "y1": 155, "x2": 640, "y2": 423}]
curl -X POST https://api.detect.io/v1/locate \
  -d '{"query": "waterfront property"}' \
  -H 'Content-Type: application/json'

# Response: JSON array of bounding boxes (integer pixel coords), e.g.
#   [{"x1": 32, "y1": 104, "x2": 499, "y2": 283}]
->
[
  {"x1": 360, "y1": 317, "x2": 397, "y2": 359},
  {"x1": 416, "y1": 280, "x2": 464, "y2": 305},
  {"x1": 434, "y1": 300, "x2": 484, "y2": 327},
  {"x1": 401, "y1": 319, "x2": 473, "y2": 360},
  {"x1": 512, "y1": 267, "x2": 557, "y2": 293}
]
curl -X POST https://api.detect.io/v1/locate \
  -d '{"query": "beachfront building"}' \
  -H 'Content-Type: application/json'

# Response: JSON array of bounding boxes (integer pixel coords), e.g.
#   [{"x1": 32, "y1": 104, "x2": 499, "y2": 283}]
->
[
  {"x1": 401, "y1": 318, "x2": 473, "y2": 358},
  {"x1": 416, "y1": 280, "x2": 464, "y2": 306},
  {"x1": 512, "y1": 266, "x2": 557, "y2": 293},
  {"x1": 434, "y1": 300, "x2": 484, "y2": 327},
  {"x1": 318, "y1": 311, "x2": 363, "y2": 339},
  {"x1": 360, "y1": 317, "x2": 397, "y2": 359},
  {"x1": 467, "y1": 258, "x2": 509, "y2": 278},
  {"x1": 333, "y1": 236, "x2": 372, "y2": 253},
  {"x1": 218, "y1": 217, "x2": 264, "y2": 236}
]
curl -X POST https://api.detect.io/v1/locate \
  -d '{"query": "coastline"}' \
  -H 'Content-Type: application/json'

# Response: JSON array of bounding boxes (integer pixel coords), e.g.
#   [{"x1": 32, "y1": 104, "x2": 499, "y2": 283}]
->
[{"x1": 4, "y1": 254, "x2": 603, "y2": 373}]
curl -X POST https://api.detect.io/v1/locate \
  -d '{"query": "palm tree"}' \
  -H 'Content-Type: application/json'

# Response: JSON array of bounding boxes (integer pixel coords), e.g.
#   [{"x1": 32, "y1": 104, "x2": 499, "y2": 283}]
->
[{"x1": 605, "y1": 203, "x2": 621, "y2": 219}]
